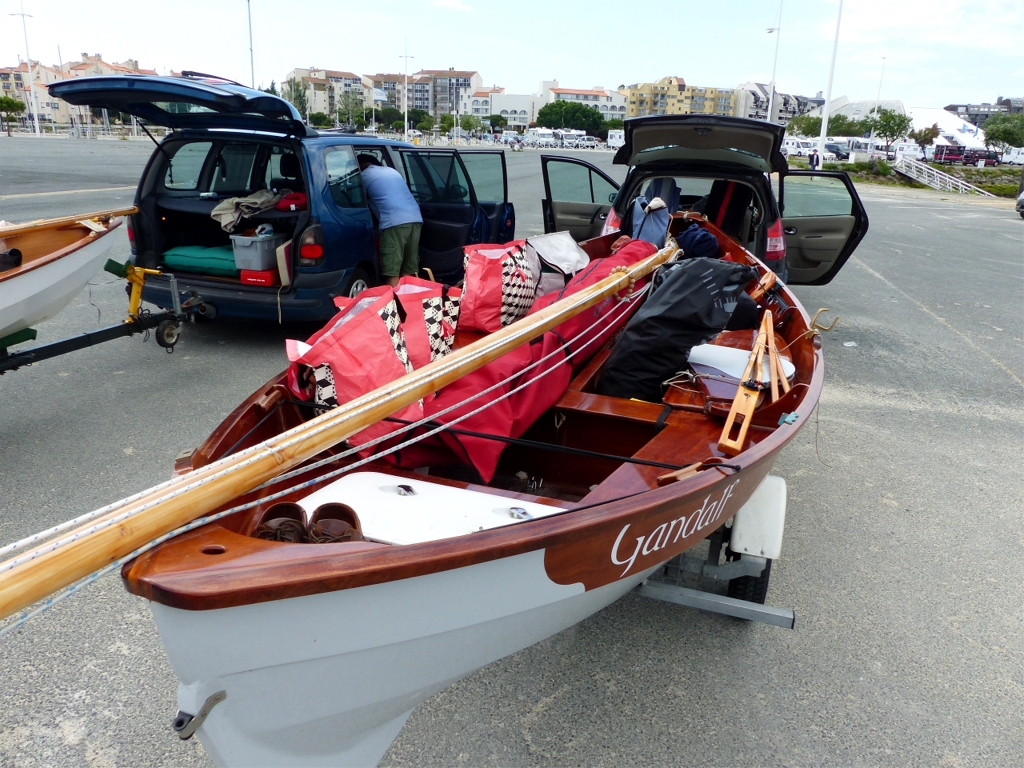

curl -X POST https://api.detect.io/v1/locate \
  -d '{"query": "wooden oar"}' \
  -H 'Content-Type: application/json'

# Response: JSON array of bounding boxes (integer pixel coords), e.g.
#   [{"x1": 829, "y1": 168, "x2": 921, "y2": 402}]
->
[
  {"x1": 0, "y1": 241, "x2": 680, "y2": 622},
  {"x1": 0, "y1": 207, "x2": 138, "y2": 237}
]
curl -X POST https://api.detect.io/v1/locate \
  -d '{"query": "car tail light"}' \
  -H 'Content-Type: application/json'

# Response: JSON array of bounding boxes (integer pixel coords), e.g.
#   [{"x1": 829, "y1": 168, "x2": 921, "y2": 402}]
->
[
  {"x1": 600, "y1": 207, "x2": 622, "y2": 236},
  {"x1": 298, "y1": 222, "x2": 324, "y2": 266},
  {"x1": 126, "y1": 223, "x2": 135, "y2": 242},
  {"x1": 766, "y1": 218, "x2": 786, "y2": 263}
]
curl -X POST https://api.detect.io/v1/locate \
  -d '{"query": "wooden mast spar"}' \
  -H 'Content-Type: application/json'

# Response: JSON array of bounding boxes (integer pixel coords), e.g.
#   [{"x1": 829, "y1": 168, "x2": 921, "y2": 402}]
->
[{"x1": 0, "y1": 242, "x2": 680, "y2": 622}]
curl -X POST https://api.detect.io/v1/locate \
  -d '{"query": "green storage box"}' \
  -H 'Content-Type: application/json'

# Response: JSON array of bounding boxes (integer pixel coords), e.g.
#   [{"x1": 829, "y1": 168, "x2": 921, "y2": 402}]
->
[{"x1": 162, "y1": 245, "x2": 239, "y2": 277}]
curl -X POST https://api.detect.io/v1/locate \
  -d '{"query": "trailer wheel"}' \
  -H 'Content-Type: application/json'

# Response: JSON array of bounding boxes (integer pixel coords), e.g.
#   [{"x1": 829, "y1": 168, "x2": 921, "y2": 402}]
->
[
  {"x1": 726, "y1": 553, "x2": 772, "y2": 605},
  {"x1": 155, "y1": 319, "x2": 181, "y2": 350}
]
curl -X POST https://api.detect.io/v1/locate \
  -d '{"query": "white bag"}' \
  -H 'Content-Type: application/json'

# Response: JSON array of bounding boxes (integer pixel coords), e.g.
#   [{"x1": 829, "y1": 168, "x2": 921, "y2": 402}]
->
[{"x1": 524, "y1": 232, "x2": 591, "y2": 297}]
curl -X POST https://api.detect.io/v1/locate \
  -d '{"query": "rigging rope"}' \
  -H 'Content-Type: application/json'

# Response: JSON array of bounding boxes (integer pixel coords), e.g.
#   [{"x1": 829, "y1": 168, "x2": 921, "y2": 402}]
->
[{"x1": 0, "y1": 286, "x2": 648, "y2": 637}]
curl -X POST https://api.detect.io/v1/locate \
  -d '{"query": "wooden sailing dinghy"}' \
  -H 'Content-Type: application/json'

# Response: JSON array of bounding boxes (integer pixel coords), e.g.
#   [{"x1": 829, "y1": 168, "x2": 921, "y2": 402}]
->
[
  {"x1": 0, "y1": 214, "x2": 824, "y2": 767},
  {"x1": 0, "y1": 208, "x2": 135, "y2": 344}
]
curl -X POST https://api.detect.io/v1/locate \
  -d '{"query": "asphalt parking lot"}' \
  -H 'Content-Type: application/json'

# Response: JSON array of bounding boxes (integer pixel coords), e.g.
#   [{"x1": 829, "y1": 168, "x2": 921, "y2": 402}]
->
[{"x1": 0, "y1": 137, "x2": 1021, "y2": 767}]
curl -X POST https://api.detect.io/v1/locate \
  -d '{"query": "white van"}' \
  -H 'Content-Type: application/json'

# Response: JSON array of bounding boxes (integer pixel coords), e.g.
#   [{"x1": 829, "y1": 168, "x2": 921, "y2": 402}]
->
[
  {"x1": 606, "y1": 129, "x2": 624, "y2": 150},
  {"x1": 1001, "y1": 147, "x2": 1024, "y2": 165},
  {"x1": 783, "y1": 137, "x2": 814, "y2": 157}
]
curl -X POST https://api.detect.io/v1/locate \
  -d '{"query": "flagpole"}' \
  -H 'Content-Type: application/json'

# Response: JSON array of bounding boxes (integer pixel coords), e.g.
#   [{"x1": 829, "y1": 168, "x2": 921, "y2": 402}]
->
[{"x1": 816, "y1": 0, "x2": 843, "y2": 160}]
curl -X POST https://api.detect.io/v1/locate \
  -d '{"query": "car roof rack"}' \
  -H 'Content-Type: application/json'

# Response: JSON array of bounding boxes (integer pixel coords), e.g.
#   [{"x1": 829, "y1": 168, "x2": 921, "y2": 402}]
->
[{"x1": 180, "y1": 70, "x2": 244, "y2": 87}]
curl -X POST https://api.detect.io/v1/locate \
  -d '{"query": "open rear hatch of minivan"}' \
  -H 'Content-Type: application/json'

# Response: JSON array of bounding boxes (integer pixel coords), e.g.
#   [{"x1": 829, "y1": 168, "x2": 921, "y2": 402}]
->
[
  {"x1": 614, "y1": 115, "x2": 788, "y2": 175},
  {"x1": 51, "y1": 75, "x2": 312, "y2": 294}
]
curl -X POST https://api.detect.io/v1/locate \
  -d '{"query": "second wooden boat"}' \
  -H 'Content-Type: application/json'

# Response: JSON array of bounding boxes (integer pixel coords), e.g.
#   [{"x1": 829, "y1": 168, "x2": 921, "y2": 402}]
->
[{"x1": 0, "y1": 209, "x2": 135, "y2": 344}]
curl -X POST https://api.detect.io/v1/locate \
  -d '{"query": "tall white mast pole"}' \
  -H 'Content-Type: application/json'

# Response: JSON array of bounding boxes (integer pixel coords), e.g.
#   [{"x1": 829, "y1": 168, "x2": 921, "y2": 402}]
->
[
  {"x1": 399, "y1": 40, "x2": 414, "y2": 142},
  {"x1": 12, "y1": 0, "x2": 40, "y2": 135},
  {"x1": 766, "y1": 0, "x2": 783, "y2": 124},
  {"x1": 247, "y1": 0, "x2": 255, "y2": 88},
  {"x1": 816, "y1": 0, "x2": 843, "y2": 161}
]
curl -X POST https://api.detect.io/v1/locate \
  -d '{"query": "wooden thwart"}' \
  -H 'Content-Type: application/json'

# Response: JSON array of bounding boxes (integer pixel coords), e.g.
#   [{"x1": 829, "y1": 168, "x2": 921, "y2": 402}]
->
[{"x1": 0, "y1": 241, "x2": 680, "y2": 622}]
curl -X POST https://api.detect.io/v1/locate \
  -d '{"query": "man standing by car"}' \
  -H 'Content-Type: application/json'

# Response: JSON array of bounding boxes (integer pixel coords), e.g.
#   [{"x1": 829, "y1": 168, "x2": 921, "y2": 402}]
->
[
  {"x1": 808, "y1": 149, "x2": 820, "y2": 171},
  {"x1": 357, "y1": 154, "x2": 423, "y2": 286}
]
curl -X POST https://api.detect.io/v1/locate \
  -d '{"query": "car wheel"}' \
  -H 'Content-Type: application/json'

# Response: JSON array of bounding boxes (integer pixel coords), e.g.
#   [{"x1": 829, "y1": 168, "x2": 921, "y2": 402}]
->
[{"x1": 344, "y1": 267, "x2": 371, "y2": 298}]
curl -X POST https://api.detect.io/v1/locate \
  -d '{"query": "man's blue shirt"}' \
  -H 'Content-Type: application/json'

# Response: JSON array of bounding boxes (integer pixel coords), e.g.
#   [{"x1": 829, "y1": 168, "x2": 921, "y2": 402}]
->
[{"x1": 360, "y1": 165, "x2": 423, "y2": 230}]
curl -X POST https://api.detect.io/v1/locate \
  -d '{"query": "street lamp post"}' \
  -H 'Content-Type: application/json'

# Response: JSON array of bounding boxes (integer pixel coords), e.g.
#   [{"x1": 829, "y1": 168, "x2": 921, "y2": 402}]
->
[
  {"x1": 766, "y1": 0, "x2": 783, "y2": 125},
  {"x1": 11, "y1": 0, "x2": 41, "y2": 136},
  {"x1": 399, "y1": 40, "x2": 414, "y2": 142},
  {"x1": 816, "y1": 0, "x2": 844, "y2": 161}
]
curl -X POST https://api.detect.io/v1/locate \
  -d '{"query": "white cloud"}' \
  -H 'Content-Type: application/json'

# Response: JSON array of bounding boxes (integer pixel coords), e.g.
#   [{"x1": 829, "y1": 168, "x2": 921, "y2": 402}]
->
[{"x1": 432, "y1": 0, "x2": 473, "y2": 9}]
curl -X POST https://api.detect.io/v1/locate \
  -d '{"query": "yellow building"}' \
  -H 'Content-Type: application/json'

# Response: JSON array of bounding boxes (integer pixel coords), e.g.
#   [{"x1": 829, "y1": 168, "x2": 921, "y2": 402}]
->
[{"x1": 624, "y1": 76, "x2": 737, "y2": 118}]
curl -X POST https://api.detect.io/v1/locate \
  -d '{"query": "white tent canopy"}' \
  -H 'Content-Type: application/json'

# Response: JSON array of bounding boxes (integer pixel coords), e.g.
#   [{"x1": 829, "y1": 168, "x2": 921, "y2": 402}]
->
[{"x1": 905, "y1": 107, "x2": 987, "y2": 148}]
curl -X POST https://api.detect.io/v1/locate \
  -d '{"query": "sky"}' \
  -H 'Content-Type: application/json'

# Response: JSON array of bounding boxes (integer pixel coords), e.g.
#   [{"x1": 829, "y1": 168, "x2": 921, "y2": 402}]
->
[{"x1": 1, "y1": 0, "x2": 1020, "y2": 108}]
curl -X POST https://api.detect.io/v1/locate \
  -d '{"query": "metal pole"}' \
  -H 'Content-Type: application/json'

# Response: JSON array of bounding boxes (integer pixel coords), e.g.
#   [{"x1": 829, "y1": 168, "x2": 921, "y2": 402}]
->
[
  {"x1": 766, "y1": 0, "x2": 783, "y2": 124},
  {"x1": 12, "y1": 0, "x2": 41, "y2": 135},
  {"x1": 816, "y1": 0, "x2": 843, "y2": 162},
  {"x1": 869, "y1": 56, "x2": 886, "y2": 146},
  {"x1": 247, "y1": 0, "x2": 255, "y2": 89},
  {"x1": 399, "y1": 40, "x2": 414, "y2": 142}
]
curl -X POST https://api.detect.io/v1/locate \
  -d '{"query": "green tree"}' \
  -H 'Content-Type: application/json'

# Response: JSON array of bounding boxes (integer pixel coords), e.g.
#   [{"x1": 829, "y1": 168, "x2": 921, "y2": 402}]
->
[
  {"x1": 439, "y1": 113, "x2": 456, "y2": 132},
  {"x1": 536, "y1": 101, "x2": 603, "y2": 135},
  {"x1": 261, "y1": 81, "x2": 279, "y2": 96},
  {"x1": 416, "y1": 116, "x2": 435, "y2": 132},
  {"x1": 336, "y1": 89, "x2": 365, "y2": 127},
  {"x1": 982, "y1": 113, "x2": 1024, "y2": 149},
  {"x1": 460, "y1": 114, "x2": 482, "y2": 132},
  {"x1": 788, "y1": 113, "x2": 869, "y2": 138},
  {"x1": 378, "y1": 107, "x2": 403, "y2": 126},
  {"x1": 283, "y1": 78, "x2": 308, "y2": 119},
  {"x1": 865, "y1": 108, "x2": 913, "y2": 153},
  {"x1": 391, "y1": 120, "x2": 405, "y2": 132},
  {"x1": 408, "y1": 108, "x2": 430, "y2": 127},
  {"x1": 907, "y1": 123, "x2": 941, "y2": 157},
  {"x1": 0, "y1": 96, "x2": 26, "y2": 137},
  {"x1": 787, "y1": 114, "x2": 821, "y2": 137},
  {"x1": 597, "y1": 118, "x2": 623, "y2": 141},
  {"x1": 308, "y1": 112, "x2": 332, "y2": 128},
  {"x1": 486, "y1": 113, "x2": 507, "y2": 129}
]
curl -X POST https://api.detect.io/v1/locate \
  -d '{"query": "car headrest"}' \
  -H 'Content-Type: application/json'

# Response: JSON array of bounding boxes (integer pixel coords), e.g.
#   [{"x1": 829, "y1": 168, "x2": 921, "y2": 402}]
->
[{"x1": 279, "y1": 153, "x2": 300, "y2": 179}]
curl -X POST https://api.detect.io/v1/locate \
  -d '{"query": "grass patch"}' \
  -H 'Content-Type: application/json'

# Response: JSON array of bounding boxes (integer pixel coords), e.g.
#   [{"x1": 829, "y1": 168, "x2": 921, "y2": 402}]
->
[{"x1": 978, "y1": 183, "x2": 1019, "y2": 198}]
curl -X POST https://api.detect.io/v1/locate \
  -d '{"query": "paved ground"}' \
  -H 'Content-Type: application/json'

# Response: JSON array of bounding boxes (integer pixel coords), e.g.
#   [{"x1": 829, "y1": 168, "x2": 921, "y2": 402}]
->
[{"x1": 0, "y1": 137, "x2": 1021, "y2": 767}]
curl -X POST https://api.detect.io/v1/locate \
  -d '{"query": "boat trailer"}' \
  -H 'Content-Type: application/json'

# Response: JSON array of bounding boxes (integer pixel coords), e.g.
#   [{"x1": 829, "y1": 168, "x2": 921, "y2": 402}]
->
[
  {"x1": 0, "y1": 260, "x2": 205, "y2": 375},
  {"x1": 634, "y1": 475, "x2": 796, "y2": 629}
]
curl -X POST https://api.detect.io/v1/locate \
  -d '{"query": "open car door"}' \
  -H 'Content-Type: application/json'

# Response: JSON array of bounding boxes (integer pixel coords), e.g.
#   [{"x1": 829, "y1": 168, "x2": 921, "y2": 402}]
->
[
  {"x1": 541, "y1": 156, "x2": 620, "y2": 242},
  {"x1": 397, "y1": 149, "x2": 514, "y2": 284},
  {"x1": 397, "y1": 149, "x2": 480, "y2": 284},
  {"x1": 779, "y1": 170, "x2": 869, "y2": 285}
]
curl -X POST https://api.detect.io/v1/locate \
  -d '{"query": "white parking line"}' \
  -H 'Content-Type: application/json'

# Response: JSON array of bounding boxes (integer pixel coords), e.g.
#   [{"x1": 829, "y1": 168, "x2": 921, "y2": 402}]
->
[{"x1": 0, "y1": 186, "x2": 136, "y2": 201}]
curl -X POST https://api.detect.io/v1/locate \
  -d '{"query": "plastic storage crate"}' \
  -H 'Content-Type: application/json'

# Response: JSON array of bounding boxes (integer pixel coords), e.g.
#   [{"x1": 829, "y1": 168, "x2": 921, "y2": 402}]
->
[{"x1": 230, "y1": 233, "x2": 286, "y2": 271}]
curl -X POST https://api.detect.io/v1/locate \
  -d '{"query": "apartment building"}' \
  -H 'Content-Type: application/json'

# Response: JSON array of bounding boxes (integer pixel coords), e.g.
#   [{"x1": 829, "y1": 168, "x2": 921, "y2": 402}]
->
[
  {"x1": 623, "y1": 76, "x2": 735, "y2": 118},
  {"x1": 416, "y1": 69, "x2": 482, "y2": 122},
  {"x1": 549, "y1": 85, "x2": 627, "y2": 119}
]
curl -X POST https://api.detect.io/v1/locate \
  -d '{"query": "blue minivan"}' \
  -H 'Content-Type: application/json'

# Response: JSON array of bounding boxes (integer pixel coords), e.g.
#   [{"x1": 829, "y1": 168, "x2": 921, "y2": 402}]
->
[{"x1": 50, "y1": 73, "x2": 515, "y2": 322}]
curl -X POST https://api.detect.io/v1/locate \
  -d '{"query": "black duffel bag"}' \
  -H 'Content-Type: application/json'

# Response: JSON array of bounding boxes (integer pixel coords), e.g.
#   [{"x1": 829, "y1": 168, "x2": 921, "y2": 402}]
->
[{"x1": 597, "y1": 258, "x2": 760, "y2": 403}]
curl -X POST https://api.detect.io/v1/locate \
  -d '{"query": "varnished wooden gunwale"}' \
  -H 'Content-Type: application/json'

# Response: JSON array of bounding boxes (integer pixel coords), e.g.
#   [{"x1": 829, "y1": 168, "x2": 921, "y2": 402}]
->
[
  {"x1": 0, "y1": 218, "x2": 125, "y2": 285},
  {"x1": 123, "y1": 225, "x2": 824, "y2": 611}
]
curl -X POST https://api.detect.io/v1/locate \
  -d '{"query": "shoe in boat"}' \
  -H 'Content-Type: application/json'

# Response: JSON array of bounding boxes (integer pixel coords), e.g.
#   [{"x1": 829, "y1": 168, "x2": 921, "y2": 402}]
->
[
  {"x1": 253, "y1": 502, "x2": 308, "y2": 543},
  {"x1": 308, "y1": 503, "x2": 363, "y2": 543}
]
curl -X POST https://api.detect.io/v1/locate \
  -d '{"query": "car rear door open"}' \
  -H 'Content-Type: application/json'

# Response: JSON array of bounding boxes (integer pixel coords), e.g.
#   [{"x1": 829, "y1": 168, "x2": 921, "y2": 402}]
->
[{"x1": 779, "y1": 171, "x2": 869, "y2": 285}]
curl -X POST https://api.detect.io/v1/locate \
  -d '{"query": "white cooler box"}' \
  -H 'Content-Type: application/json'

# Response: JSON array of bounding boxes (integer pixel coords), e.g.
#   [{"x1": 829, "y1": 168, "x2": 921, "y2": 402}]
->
[{"x1": 230, "y1": 233, "x2": 286, "y2": 271}]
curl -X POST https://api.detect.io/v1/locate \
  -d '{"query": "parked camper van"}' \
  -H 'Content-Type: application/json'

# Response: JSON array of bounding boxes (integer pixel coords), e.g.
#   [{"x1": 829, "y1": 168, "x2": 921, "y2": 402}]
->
[{"x1": 606, "y1": 129, "x2": 624, "y2": 150}]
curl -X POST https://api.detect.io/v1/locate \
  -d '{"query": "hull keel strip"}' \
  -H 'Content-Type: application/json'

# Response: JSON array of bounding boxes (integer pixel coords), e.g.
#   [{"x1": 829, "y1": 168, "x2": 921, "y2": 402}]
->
[{"x1": 0, "y1": 286, "x2": 649, "y2": 639}]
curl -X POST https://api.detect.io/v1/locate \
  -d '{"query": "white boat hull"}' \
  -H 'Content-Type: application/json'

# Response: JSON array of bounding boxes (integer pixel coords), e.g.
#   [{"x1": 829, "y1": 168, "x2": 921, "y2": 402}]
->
[
  {"x1": 150, "y1": 549, "x2": 659, "y2": 767},
  {"x1": 0, "y1": 233, "x2": 117, "y2": 340}
]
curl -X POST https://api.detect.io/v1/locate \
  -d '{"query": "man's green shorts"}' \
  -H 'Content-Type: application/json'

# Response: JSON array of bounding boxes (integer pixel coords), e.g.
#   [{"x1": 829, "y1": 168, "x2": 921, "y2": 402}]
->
[{"x1": 379, "y1": 223, "x2": 422, "y2": 277}]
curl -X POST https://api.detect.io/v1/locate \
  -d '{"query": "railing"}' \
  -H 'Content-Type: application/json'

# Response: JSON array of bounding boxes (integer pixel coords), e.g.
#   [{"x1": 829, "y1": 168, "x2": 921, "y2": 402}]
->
[{"x1": 893, "y1": 156, "x2": 995, "y2": 196}]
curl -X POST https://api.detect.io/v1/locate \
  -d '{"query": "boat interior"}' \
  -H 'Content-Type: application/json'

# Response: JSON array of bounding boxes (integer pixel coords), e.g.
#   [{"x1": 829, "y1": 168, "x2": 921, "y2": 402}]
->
[
  {"x1": 0, "y1": 217, "x2": 117, "y2": 280},
  {"x1": 163, "y1": 215, "x2": 816, "y2": 558}
]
